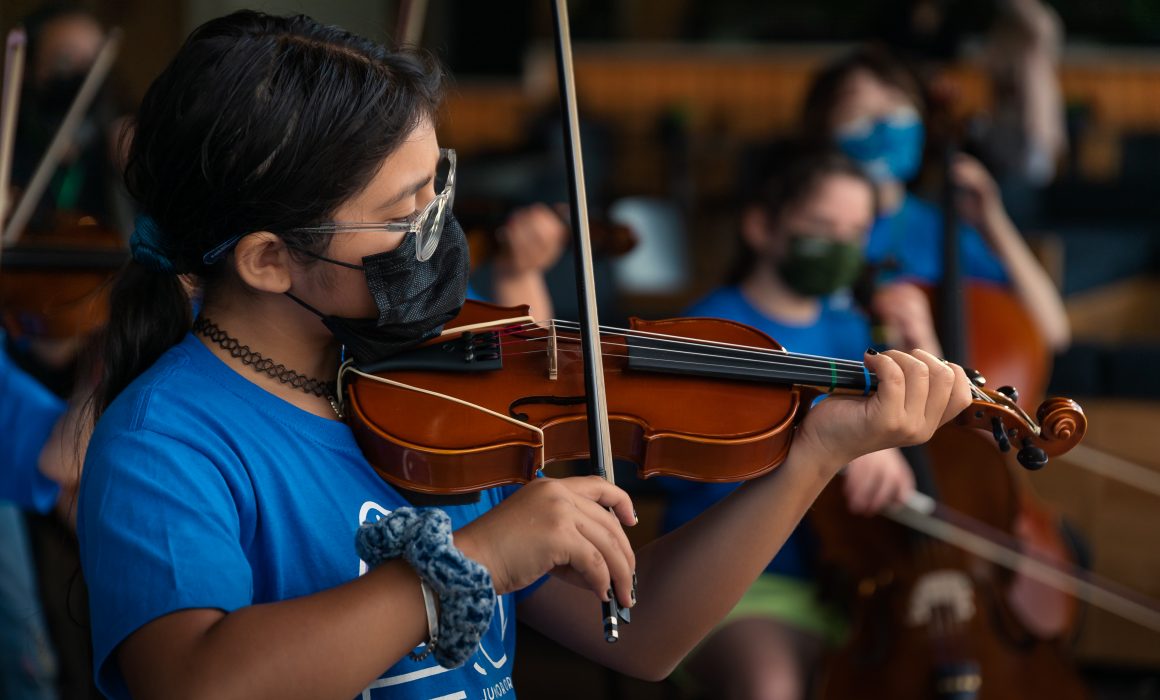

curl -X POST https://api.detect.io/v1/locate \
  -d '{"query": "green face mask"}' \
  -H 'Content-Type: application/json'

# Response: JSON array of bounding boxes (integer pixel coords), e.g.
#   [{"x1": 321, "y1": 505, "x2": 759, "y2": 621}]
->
[{"x1": 775, "y1": 234, "x2": 864, "y2": 297}]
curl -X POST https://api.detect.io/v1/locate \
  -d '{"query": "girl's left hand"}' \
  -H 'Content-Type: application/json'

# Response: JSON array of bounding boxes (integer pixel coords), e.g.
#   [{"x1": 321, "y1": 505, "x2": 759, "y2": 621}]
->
[
  {"x1": 843, "y1": 447, "x2": 916, "y2": 515},
  {"x1": 952, "y1": 154, "x2": 1005, "y2": 231},
  {"x1": 795, "y1": 349, "x2": 972, "y2": 479}
]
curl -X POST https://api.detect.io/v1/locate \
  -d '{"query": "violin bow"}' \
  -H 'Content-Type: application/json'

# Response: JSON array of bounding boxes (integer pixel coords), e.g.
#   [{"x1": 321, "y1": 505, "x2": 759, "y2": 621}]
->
[
  {"x1": 0, "y1": 28, "x2": 26, "y2": 255},
  {"x1": 551, "y1": 0, "x2": 625, "y2": 643},
  {"x1": 395, "y1": 0, "x2": 429, "y2": 48},
  {"x1": 2, "y1": 27, "x2": 122, "y2": 245}
]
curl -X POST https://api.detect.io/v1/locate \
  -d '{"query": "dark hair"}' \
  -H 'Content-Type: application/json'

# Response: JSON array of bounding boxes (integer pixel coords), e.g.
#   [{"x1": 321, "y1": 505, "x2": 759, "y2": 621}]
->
[
  {"x1": 93, "y1": 11, "x2": 443, "y2": 414},
  {"x1": 727, "y1": 145, "x2": 875, "y2": 283},
  {"x1": 799, "y1": 45, "x2": 924, "y2": 146}
]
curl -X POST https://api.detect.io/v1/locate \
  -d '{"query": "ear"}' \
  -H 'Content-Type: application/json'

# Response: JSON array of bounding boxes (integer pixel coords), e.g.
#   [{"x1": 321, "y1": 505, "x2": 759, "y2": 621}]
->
[
  {"x1": 740, "y1": 207, "x2": 775, "y2": 256},
  {"x1": 231, "y1": 232, "x2": 294, "y2": 294}
]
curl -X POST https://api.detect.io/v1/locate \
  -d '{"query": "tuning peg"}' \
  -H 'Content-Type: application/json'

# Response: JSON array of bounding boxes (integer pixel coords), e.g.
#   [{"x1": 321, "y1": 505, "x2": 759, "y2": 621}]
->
[
  {"x1": 996, "y1": 385, "x2": 1020, "y2": 404},
  {"x1": 991, "y1": 417, "x2": 1011, "y2": 452},
  {"x1": 965, "y1": 368, "x2": 987, "y2": 388},
  {"x1": 1017, "y1": 438, "x2": 1048, "y2": 471}
]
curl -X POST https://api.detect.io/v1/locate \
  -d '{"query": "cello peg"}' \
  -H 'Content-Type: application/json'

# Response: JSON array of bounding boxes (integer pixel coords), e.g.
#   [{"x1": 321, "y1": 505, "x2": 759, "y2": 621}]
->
[
  {"x1": 1017, "y1": 438, "x2": 1049, "y2": 471},
  {"x1": 996, "y1": 385, "x2": 1020, "y2": 404}
]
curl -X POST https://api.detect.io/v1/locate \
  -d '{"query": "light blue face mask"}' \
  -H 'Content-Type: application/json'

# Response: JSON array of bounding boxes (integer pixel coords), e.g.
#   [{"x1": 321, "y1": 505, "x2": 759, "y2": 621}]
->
[{"x1": 835, "y1": 109, "x2": 925, "y2": 183}]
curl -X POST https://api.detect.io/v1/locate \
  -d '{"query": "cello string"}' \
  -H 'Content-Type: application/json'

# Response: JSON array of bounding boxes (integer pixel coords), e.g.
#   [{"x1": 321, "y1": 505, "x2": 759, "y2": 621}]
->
[{"x1": 889, "y1": 494, "x2": 1160, "y2": 634}]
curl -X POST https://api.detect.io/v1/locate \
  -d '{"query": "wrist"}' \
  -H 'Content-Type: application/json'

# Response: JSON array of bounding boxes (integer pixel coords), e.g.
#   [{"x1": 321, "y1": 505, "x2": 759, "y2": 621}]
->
[{"x1": 787, "y1": 429, "x2": 850, "y2": 485}]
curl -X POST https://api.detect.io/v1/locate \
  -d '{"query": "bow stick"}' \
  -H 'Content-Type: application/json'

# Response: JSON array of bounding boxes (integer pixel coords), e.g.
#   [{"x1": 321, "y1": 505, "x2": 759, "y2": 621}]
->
[
  {"x1": 3, "y1": 27, "x2": 121, "y2": 245},
  {"x1": 550, "y1": 0, "x2": 626, "y2": 643},
  {"x1": 0, "y1": 28, "x2": 26, "y2": 253}
]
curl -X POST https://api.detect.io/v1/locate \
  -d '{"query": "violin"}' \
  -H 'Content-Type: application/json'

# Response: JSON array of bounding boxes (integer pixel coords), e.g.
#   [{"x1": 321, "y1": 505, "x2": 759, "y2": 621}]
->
[{"x1": 340, "y1": 299, "x2": 1085, "y2": 497}]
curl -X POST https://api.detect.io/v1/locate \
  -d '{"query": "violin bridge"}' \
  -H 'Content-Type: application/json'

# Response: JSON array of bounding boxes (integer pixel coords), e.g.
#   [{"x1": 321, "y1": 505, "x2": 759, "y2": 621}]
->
[{"x1": 548, "y1": 320, "x2": 559, "y2": 381}]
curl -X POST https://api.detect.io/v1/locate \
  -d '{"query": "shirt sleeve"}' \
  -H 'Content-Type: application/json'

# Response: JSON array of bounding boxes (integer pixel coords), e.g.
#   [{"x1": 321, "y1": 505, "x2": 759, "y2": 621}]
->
[
  {"x1": 0, "y1": 350, "x2": 64, "y2": 513},
  {"x1": 959, "y1": 221, "x2": 1010, "y2": 284},
  {"x1": 78, "y1": 427, "x2": 255, "y2": 699}
]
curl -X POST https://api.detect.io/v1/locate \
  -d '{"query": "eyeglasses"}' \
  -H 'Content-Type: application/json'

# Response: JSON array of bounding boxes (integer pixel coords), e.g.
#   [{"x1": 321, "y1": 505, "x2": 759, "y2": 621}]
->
[
  {"x1": 289, "y1": 148, "x2": 456, "y2": 262},
  {"x1": 201, "y1": 148, "x2": 456, "y2": 265}
]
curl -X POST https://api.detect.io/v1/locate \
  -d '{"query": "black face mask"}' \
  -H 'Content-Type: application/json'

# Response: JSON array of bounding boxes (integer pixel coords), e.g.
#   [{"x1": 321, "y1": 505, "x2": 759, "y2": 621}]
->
[{"x1": 288, "y1": 215, "x2": 470, "y2": 367}]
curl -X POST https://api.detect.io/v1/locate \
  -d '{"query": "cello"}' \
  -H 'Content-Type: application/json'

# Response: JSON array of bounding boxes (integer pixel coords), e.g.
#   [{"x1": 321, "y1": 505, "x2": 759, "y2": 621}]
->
[{"x1": 808, "y1": 140, "x2": 1089, "y2": 697}]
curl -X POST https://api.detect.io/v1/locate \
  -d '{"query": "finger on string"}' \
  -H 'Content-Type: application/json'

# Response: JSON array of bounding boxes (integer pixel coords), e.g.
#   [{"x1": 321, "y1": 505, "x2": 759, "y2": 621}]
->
[
  {"x1": 940, "y1": 361, "x2": 973, "y2": 424},
  {"x1": 883, "y1": 350, "x2": 931, "y2": 438},
  {"x1": 912, "y1": 349, "x2": 955, "y2": 436},
  {"x1": 863, "y1": 349, "x2": 903, "y2": 417}
]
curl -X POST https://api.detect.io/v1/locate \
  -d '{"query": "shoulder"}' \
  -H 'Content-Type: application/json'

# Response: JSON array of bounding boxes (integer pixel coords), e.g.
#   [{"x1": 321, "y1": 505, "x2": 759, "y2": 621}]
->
[{"x1": 686, "y1": 286, "x2": 746, "y2": 317}]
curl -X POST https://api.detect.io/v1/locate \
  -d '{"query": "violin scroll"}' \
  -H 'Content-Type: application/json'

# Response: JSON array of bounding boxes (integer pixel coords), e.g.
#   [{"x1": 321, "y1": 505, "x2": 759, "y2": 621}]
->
[{"x1": 955, "y1": 389, "x2": 1087, "y2": 469}]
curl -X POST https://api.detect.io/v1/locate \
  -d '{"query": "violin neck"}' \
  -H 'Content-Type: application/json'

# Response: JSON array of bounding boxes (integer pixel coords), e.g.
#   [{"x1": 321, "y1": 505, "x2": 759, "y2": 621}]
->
[{"x1": 624, "y1": 335, "x2": 877, "y2": 395}]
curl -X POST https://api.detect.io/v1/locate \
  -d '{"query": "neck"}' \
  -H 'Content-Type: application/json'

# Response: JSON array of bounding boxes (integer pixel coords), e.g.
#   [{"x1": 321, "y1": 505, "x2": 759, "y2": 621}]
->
[
  {"x1": 740, "y1": 263, "x2": 821, "y2": 325},
  {"x1": 877, "y1": 180, "x2": 907, "y2": 215},
  {"x1": 198, "y1": 291, "x2": 342, "y2": 420}
]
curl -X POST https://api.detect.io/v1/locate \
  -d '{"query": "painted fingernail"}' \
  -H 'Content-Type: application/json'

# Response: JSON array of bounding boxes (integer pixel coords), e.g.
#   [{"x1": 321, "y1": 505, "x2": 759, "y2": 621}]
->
[
  {"x1": 607, "y1": 588, "x2": 614, "y2": 602},
  {"x1": 632, "y1": 572, "x2": 638, "y2": 605},
  {"x1": 866, "y1": 347, "x2": 879, "y2": 355},
  {"x1": 632, "y1": 508, "x2": 639, "y2": 525}
]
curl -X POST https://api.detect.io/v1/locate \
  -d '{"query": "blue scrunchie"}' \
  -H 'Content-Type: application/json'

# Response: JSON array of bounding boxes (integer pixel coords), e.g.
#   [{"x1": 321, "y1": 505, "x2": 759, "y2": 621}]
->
[
  {"x1": 129, "y1": 214, "x2": 176, "y2": 273},
  {"x1": 356, "y1": 507, "x2": 495, "y2": 669}
]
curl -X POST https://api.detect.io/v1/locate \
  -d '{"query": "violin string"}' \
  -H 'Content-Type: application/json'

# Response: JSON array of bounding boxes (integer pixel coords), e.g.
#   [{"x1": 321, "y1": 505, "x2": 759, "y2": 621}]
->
[
  {"x1": 494, "y1": 319, "x2": 872, "y2": 370},
  {"x1": 491, "y1": 336, "x2": 990, "y2": 402},
  {"x1": 497, "y1": 342, "x2": 866, "y2": 385},
  {"x1": 548, "y1": 318, "x2": 875, "y2": 369},
  {"x1": 493, "y1": 332, "x2": 875, "y2": 380},
  {"x1": 495, "y1": 336, "x2": 873, "y2": 386}
]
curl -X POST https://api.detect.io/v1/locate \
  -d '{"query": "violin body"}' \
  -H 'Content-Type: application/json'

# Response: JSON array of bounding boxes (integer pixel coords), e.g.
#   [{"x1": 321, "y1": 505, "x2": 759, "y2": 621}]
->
[
  {"x1": 345, "y1": 300, "x2": 1085, "y2": 497},
  {"x1": 347, "y1": 300, "x2": 803, "y2": 495},
  {"x1": 811, "y1": 424, "x2": 1089, "y2": 700}
]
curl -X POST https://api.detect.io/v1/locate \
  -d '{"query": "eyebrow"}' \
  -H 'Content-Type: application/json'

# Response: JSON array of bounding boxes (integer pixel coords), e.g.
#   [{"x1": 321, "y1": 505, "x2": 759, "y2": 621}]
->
[{"x1": 376, "y1": 174, "x2": 433, "y2": 214}]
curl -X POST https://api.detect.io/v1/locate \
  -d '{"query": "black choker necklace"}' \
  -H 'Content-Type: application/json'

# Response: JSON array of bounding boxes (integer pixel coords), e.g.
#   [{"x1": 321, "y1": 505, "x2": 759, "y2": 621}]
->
[{"x1": 193, "y1": 317, "x2": 342, "y2": 418}]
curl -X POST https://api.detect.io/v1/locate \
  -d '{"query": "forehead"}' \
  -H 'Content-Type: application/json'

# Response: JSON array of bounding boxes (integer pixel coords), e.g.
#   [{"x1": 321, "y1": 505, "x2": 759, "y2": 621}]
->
[
  {"x1": 786, "y1": 174, "x2": 875, "y2": 228},
  {"x1": 333, "y1": 120, "x2": 439, "y2": 218},
  {"x1": 830, "y1": 68, "x2": 917, "y2": 122}
]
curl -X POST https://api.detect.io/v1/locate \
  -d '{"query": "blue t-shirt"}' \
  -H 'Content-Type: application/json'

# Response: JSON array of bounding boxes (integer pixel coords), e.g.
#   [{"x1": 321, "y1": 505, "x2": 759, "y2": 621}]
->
[
  {"x1": 866, "y1": 195, "x2": 1008, "y2": 285},
  {"x1": 1, "y1": 336, "x2": 64, "y2": 513},
  {"x1": 658, "y1": 286, "x2": 871, "y2": 579},
  {"x1": 78, "y1": 333, "x2": 537, "y2": 700}
]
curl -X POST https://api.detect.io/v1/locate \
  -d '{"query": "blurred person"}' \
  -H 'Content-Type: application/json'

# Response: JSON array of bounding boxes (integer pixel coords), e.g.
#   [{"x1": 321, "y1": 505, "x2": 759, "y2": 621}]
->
[
  {"x1": 0, "y1": 334, "x2": 69, "y2": 700},
  {"x1": 10, "y1": 2, "x2": 126, "y2": 233},
  {"x1": 485, "y1": 202, "x2": 569, "y2": 321},
  {"x1": 969, "y1": 0, "x2": 1067, "y2": 226},
  {"x1": 663, "y1": 149, "x2": 942, "y2": 700},
  {"x1": 801, "y1": 47, "x2": 1070, "y2": 352}
]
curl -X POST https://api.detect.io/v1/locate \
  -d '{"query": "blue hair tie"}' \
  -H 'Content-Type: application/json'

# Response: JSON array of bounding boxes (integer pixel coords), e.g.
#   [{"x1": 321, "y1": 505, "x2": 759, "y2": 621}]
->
[{"x1": 129, "y1": 214, "x2": 176, "y2": 274}]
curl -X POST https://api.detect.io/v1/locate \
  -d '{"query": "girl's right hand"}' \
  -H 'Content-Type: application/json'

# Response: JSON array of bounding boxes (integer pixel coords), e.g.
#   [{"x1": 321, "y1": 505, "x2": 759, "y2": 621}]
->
[{"x1": 455, "y1": 476, "x2": 638, "y2": 609}]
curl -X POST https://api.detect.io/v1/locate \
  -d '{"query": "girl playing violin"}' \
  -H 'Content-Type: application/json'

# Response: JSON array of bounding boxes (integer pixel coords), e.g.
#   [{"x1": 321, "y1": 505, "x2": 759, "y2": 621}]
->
[
  {"x1": 802, "y1": 47, "x2": 1071, "y2": 352},
  {"x1": 663, "y1": 148, "x2": 945, "y2": 700},
  {"x1": 77, "y1": 13, "x2": 970, "y2": 699}
]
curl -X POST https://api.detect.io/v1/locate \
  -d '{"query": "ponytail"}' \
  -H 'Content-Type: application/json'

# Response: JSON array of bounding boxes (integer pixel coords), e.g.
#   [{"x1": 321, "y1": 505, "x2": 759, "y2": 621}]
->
[{"x1": 92, "y1": 262, "x2": 191, "y2": 415}]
